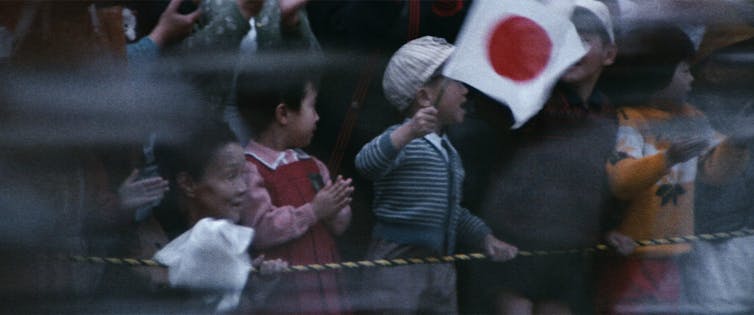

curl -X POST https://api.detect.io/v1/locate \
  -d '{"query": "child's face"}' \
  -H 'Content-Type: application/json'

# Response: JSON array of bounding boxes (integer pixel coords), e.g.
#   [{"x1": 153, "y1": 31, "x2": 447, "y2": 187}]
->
[
  {"x1": 426, "y1": 77, "x2": 469, "y2": 126},
  {"x1": 286, "y1": 82, "x2": 320, "y2": 148},
  {"x1": 191, "y1": 143, "x2": 248, "y2": 224},
  {"x1": 561, "y1": 32, "x2": 615, "y2": 86},
  {"x1": 656, "y1": 61, "x2": 693, "y2": 105}
]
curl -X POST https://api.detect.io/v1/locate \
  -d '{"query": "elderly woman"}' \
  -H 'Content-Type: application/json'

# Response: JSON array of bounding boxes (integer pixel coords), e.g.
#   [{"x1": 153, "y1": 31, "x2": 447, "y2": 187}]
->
[{"x1": 99, "y1": 121, "x2": 285, "y2": 313}]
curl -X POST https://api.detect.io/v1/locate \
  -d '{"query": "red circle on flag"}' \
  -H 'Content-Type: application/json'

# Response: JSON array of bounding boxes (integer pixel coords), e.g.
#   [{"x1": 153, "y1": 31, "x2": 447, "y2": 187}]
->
[{"x1": 487, "y1": 15, "x2": 552, "y2": 82}]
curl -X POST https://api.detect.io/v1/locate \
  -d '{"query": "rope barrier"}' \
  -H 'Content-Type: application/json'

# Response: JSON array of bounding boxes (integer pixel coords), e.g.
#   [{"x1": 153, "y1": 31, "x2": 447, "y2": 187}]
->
[{"x1": 64, "y1": 228, "x2": 754, "y2": 273}]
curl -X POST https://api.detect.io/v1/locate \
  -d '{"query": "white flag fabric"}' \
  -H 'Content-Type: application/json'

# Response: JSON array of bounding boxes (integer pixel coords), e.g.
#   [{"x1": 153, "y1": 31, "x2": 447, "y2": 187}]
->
[
  {"x1": 443, "y1": 0, "x2": 587, "y2": 128},
  {"x1": 154, "y1": 218, "x2": 255, "y2": 312}
]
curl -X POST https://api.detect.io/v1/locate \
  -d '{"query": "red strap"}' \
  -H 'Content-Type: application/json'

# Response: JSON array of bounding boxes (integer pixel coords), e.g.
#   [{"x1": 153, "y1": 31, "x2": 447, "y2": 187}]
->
[
  {"x1": 408, "y1": 0, "x2": 421, "y2": 40},
  {"x1": 327, "y1": 51, "x2": 382, "y2": 176}
]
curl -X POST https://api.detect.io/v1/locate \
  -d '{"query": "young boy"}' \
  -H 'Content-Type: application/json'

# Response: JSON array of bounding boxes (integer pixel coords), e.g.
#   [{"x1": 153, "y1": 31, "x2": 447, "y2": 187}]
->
[
  {"x1": 354, "y1": 36, "x2": 518, "y2": 314},
  {"x1": 470, "y1": 1, "x2": 629, "y2": 313},
  {"x1": 235, "y1": 64, "x2": 354, "y2": 315}
]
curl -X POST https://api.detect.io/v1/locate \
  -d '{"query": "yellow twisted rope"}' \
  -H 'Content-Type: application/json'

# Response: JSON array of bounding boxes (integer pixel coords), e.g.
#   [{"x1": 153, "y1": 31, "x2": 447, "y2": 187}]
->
[{"x1": 65, "y1": 228, "x2": 754, "y2": 273}]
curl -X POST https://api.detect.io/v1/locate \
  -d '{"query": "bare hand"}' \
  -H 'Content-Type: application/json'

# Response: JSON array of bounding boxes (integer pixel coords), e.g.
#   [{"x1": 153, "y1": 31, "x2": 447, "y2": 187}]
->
[
  {"x1": 605, "y1": 230, "x2": 636, "y2": 256},
  {"x1": 278, "y1": 0, "x2": 309, "y2": 30},
  {"x1": 149, "y1": 0, "x2": 202, "y2": 47},
  {"x1": 236, "y1": 0, "x2": 264, "y2": 20},
  {"x1": 311, "y1": 175, "x2": 353, "y2": 219},
  {"x1": 407, "y1": 106, "x2": 439, "y2": 139},
  {"x1": 666, "y1": 137, "x2": 709, "y2": 165},
  {"x1": 252, "y1": 255, "x2": 289, "y2": 275},
  {"x1": 118, "y1": 169, "x2": 169, "y2": 210},
  {"x1": 483, "y1": 234, "x2": 518, "y2": 262},
  {"x1": 725, "y1": 104, "x2": 754, "y2": 145}
]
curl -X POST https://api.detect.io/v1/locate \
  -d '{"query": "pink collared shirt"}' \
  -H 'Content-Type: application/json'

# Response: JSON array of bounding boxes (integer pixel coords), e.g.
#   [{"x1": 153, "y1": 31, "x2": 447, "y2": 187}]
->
[{"x1": 240, "y1": 140, "x2": 351, "y2": 250}]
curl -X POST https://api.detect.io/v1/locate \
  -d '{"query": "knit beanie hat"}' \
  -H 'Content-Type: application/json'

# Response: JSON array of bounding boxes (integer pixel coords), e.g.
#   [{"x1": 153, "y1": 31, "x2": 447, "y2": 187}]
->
[
  {"x1": 574, "y1": 0, "x2": 615, "y2": 44},
  {"x1": 383, "y1": 36, "x2": 455, "y2": 112}
]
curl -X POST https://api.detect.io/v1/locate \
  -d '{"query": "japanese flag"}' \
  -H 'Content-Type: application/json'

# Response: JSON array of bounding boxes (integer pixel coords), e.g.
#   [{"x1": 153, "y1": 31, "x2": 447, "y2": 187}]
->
[{"x1": 443, "y1": 0, "x2": 587, "y2": 128}]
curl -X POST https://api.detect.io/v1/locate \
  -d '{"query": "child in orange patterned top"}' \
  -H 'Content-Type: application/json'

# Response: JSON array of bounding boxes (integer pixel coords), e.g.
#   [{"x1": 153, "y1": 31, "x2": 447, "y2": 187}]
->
[{"x1": 599, "y1": 24, "x2": 750, "y2": 314}]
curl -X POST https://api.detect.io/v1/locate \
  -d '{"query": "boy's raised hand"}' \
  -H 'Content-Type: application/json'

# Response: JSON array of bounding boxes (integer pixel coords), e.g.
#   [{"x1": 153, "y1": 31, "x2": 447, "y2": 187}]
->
[
  {"x1": 408, "y1": 106, "x2": 439, "y2": 138},
  {"x1": 390, "y1": 106, "x2": 438, "y2": 150},
  {"x1": 311, "y1": 175, "x2": 353, "y2": 220},
  {"x1": 483, "y1": 234, "x2": 518, "y2": 262}
]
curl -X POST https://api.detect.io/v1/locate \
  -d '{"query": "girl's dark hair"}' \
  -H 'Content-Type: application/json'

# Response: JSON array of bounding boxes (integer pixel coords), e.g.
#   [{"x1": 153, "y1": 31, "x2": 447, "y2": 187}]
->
[
  {"x1": 608, "y1": 23, "x2": 695, "y2": 103},
  {"x1": 235, "y1": 53, "x2": 323, "y2": 135}
]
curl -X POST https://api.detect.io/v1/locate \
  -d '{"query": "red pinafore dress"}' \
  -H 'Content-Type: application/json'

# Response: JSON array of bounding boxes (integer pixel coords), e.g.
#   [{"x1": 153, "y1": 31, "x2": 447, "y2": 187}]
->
[{"x1": 246, "y1": 153, "x2": 347, "y2": 314}]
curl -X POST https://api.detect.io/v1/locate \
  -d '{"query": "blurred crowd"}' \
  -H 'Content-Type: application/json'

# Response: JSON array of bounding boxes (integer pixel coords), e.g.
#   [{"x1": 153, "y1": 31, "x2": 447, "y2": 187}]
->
[{"x1": 1, "y1": 0, "x2": 754, "y2": 314}]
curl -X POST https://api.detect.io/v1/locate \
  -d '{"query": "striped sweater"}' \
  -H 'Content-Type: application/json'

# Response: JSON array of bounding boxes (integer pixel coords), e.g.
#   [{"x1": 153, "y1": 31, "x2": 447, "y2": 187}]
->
[{"x1": 355, "y1": 124, "x2": 492, "y2": 255}]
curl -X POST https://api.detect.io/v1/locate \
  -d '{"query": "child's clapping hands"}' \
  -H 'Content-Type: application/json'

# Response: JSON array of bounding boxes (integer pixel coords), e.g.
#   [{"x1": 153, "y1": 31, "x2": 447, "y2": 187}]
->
[{"x1": 311, "y1": 175, "x2": 354, "y2": 219}]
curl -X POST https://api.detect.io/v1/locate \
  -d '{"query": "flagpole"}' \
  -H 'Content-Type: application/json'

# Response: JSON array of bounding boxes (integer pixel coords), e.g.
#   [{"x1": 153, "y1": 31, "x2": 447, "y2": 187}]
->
[{"x1": 431, "y1": 77, "x2": 450, "y2": 108}]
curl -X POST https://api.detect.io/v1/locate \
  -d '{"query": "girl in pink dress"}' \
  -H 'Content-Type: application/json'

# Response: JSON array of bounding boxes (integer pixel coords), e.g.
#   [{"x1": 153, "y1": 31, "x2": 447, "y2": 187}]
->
[{"x1": 237, "y1": 70, "x2": 354, "y2": 314}]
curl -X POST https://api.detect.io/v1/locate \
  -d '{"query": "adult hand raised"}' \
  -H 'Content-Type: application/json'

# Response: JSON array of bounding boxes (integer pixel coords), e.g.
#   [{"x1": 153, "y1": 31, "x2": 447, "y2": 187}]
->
[
  {"x1": 279, "y1": 0, "x2": 309, "y2": 30},
  {"x1": 118, "y1": 169, "x2": 169, "y2": 211},
  {"x1": 149, "y1": 0, "x2": 202, "y2": 47}
]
